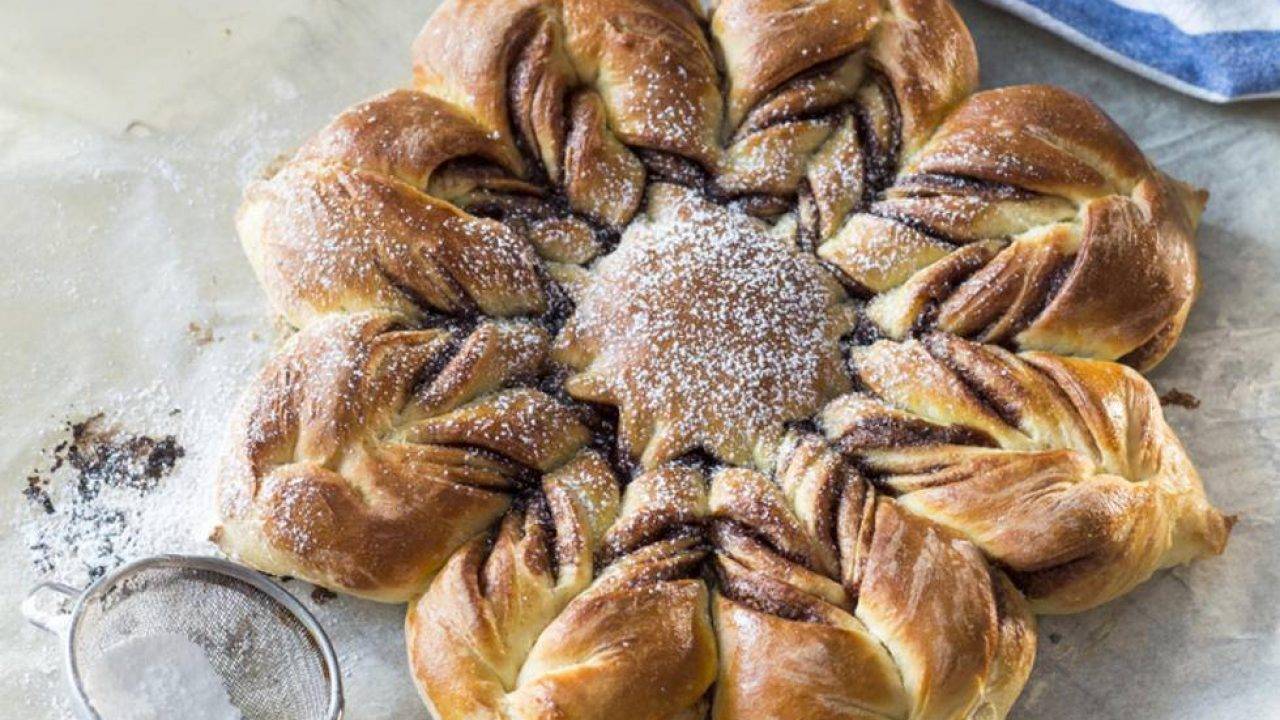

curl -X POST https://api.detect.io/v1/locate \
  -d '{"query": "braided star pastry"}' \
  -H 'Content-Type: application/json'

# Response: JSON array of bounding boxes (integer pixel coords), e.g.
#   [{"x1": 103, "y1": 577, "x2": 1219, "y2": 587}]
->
[{"x1": 213, "y1": 0, "x2": 1233, "y2": 717}]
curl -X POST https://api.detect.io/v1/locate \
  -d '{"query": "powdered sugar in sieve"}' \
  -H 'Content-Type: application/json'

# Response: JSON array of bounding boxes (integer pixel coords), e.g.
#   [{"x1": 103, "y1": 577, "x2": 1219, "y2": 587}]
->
[{"x1": 22, "y1": 555, "x2": 343, "y2": 720}]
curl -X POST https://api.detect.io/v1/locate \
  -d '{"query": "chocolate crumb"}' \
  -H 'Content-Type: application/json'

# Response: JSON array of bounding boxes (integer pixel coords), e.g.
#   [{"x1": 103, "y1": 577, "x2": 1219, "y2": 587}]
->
[
  {"x1": 24, "y1": 475, "x2": 54, "y2": 514},
  {"x1": 310, "y1": 587, "x2": 338, "y2": 605},
  {"x1": 22, "y1": 414, "x2": 186, "y2": 578},
  {"x1": 63, "y1": 414, "x2": 184, "y2": 496},
  {"x1": 1049, "y1": 632, "x2": 1063, "y2": 644},
  {"x1": 1159, "y1": 388, "x2": 1201, "y2": 410},
  {"x1": 187, "y1": 321, "x2": 215, "y2": 346}
]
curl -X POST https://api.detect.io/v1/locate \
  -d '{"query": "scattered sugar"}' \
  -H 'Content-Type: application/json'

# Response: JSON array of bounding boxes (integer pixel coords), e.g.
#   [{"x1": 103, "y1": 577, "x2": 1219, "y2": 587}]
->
[{"x1": 19, "y1": 411, "x2": 194, "y2": 584}]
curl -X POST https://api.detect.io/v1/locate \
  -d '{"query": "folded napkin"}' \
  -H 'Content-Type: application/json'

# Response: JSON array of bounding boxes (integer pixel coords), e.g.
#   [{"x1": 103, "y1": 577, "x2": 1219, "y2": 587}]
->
[{"x1": 979, "y1": 0, "x2": 1280, "y2": 102}]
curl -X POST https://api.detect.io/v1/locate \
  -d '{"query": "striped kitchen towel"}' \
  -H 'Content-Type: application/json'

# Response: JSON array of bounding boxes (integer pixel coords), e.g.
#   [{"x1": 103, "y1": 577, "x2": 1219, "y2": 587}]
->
[{"x1": 979, "y1": 0, "x2": 1280, "y2": 102}]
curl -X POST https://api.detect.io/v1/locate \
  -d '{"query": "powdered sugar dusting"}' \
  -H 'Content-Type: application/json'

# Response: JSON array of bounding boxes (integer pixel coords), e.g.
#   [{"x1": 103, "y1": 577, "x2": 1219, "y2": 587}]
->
[
  {"x1": 247, "y1": 160, "x2": 545, "y2": 324},
  {"x1": 21, "y1": 415, "x2": 186, "y2": 581},
  {"x1": 556, "y1": 186, "x2": 851, "y2": 467}
]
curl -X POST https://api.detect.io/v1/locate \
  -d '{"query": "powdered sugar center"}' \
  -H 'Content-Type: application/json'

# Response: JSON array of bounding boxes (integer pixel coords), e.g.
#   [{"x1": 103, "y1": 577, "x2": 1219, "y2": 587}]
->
[{"x1": 557, "y1": 186, "x2": 851, "y2": 466}]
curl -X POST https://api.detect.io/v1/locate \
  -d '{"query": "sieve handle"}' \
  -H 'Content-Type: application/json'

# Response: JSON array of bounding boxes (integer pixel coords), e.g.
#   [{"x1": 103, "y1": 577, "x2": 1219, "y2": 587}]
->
[{"x1": 22, "y1": 581, "x2": 80, "y2": 636}]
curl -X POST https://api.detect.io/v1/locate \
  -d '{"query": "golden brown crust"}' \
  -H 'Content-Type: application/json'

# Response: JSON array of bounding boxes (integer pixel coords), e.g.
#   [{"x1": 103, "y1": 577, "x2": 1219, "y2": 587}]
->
[
  {"x1": 237, "y1": 160, "x2": 547, "y2": 327},
  {"x1": 297, "y1": 89, "x2": 523, "y2": 186},
  {"x1": 712, "y1": 594, "x2": 909, "y2": 720},
  {"x1": 867, "y1": 0, "x2": 980, "y2": 156},
  {"x1": 824, "y1": 333, "x2": 1231, "y2": 613},
  {"x1": 857, "y1": 501, "x2": 1034, "y2": 720},
  {"x1": 708, "y1": 439, "x2": 1035, "y2": 720},
  {"x1": 213, "y1": 313, "x2": 590, "y2": 602},
  {"x1": 222, "y1": 1, "x2": 1232, "y2": 717},
  {"x1": 412, "y1": 0, "x2": 551, "y2": 155},
  {"x1": 564, "y1": 0, "x2": 722, "y2": 165},
  {"x1": 712, "y1": 0, "x2": 882, "y2": 130},
  {"x1": 905, "y1": 85, "x2": 1148, "y2": 196},
  {"x1": 562, "y1": 90, "x2": 647, "y2": 227},
  {"x1": 821, "y1": 85, "x2": 1203, "y2": 369},
  {"x1": 407, "y1": 463, "x2": 717, "y2": 720}
]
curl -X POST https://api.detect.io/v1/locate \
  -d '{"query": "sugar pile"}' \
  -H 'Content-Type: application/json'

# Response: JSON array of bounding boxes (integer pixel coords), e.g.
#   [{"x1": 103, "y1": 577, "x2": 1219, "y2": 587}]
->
[{"x1": 81, "y1": 634, "x2": 243, "y2": 720}]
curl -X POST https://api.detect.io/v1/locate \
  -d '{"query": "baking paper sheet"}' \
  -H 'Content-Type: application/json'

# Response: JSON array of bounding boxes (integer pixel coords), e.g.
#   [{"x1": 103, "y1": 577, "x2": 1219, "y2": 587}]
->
[{"x1": 1, "y1": 1, "x2": 1276, "y2": 717}]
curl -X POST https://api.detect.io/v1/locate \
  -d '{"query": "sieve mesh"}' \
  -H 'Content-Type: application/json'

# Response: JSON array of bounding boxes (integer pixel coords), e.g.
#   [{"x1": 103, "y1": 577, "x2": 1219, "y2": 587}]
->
[{"x1": 69, "y1": 559, "x2": 338, "y2": 720}]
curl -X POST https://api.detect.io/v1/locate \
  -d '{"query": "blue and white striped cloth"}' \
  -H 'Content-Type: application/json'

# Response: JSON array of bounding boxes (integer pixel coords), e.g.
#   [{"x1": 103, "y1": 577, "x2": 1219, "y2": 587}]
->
[{"x1": 979, "y1": 0, "x2": 1280, "y2": 102}]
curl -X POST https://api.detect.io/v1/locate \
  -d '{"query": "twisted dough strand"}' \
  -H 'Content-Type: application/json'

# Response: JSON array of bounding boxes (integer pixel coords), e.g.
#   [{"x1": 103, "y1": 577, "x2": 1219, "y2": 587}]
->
[
  {"x1": 819, "y1": 86, "x2": 1204, "y2": 369},
  {"x1": 823, "y1": 333, "x2": 1231, "y2": 613},
  {"x1": 409, "y1": 460, "x2": 717, "y2": 720},
  {"x1": 214, "y1": 313, "x2": 590, "y2": 601}
]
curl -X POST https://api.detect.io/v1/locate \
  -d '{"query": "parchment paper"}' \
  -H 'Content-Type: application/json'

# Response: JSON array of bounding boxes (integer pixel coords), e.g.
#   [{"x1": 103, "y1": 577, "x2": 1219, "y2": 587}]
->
[{"x1": 1, "y1": 1, "x2": 1276, "y2": 717}]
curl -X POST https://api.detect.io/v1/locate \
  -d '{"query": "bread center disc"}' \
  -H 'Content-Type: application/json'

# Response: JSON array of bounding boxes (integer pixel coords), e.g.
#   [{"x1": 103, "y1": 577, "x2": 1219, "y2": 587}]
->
[{"x1": 553, "y1": 184, "x2": 853, "y2": 469}]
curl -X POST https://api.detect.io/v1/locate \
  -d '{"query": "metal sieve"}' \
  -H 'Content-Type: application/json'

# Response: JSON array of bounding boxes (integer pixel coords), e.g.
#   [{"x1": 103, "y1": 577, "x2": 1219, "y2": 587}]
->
[{"x1": 22, "y1": 555, "x2": 343, "y2": 720}]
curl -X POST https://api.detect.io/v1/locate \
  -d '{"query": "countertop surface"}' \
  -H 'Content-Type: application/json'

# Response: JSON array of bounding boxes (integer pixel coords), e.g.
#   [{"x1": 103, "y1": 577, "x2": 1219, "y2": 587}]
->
[{"x1": 2, "y1": 1, "x2": 1277, "y2": 717}]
